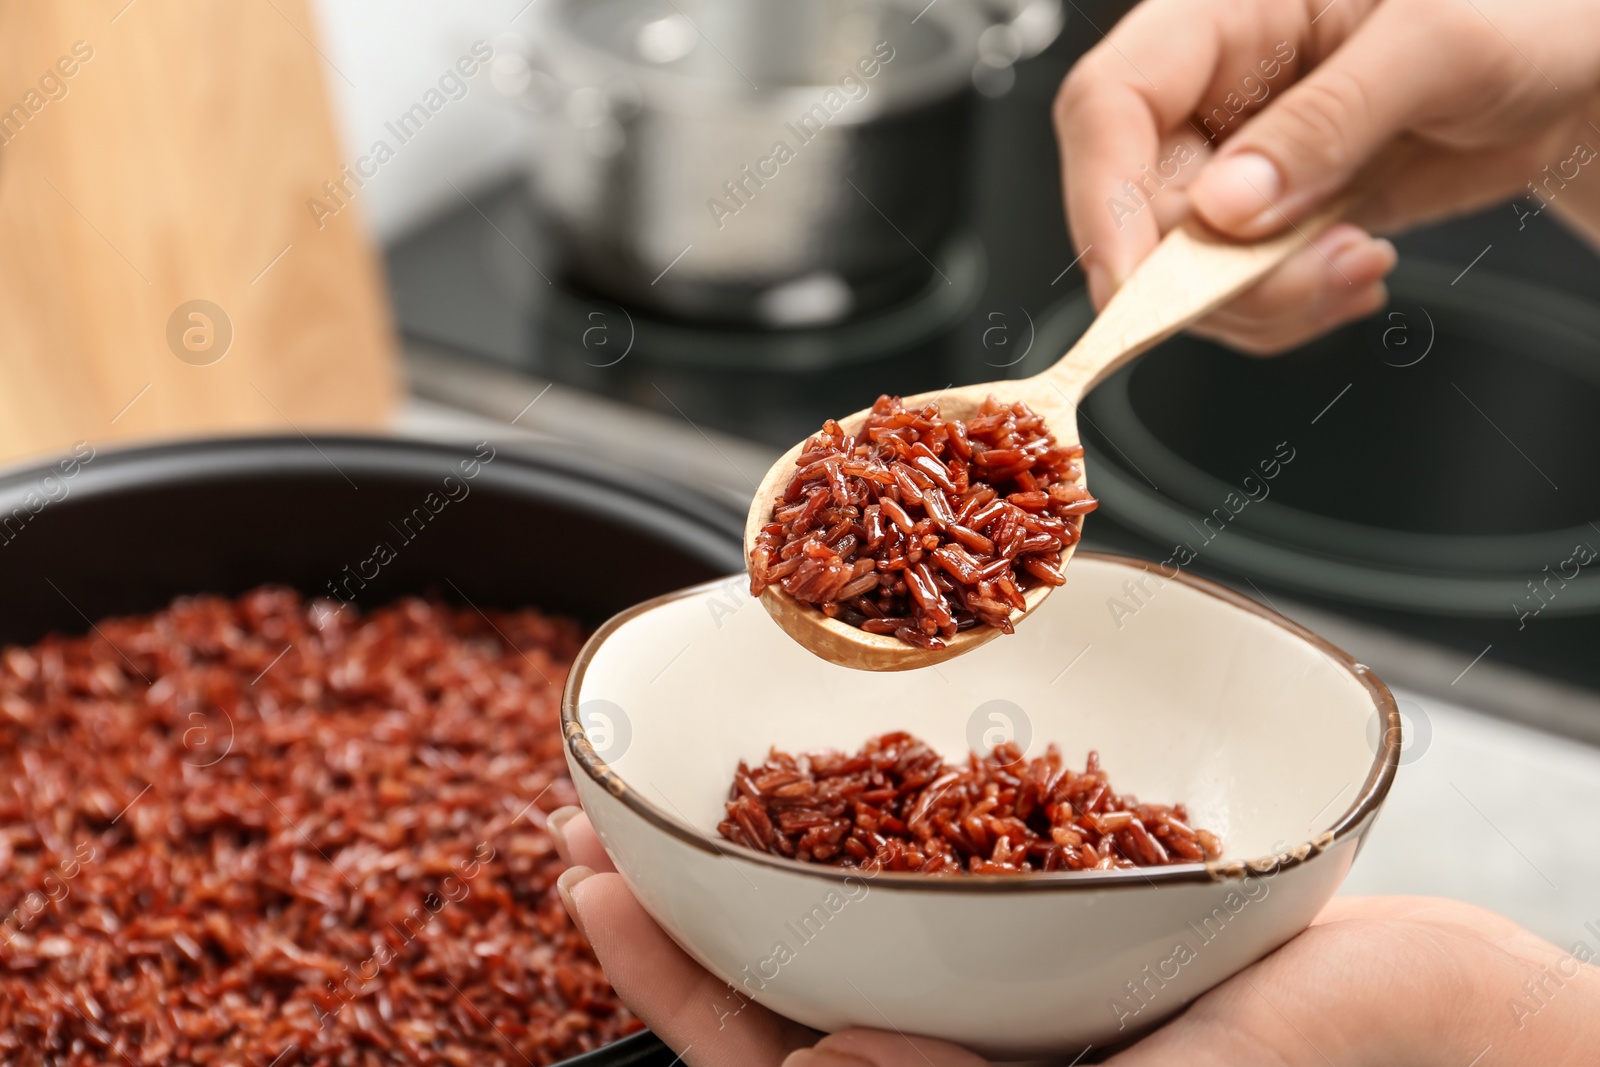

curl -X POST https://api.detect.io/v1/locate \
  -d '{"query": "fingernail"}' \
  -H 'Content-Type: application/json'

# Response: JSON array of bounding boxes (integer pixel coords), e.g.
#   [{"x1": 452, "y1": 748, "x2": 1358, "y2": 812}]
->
[
  {"x1": 1328, "y1": 236, "x2": 1397, "y2": 285},
  {"x1": 1086, "y1": 261, "x2": 1112, "y2": 309},
  {"x1": 548, "y1": 806, "x2": 580, "y2": 864},
  {"x1": 1367, "y1": 236, "x2": 1398, "y2": 273},
  {"x1": 1192, "y1": 151, "x2": 1282, "y2": 231},
  {"x1": 556, "y1": 865, "x2": 595, "y2": 939}
]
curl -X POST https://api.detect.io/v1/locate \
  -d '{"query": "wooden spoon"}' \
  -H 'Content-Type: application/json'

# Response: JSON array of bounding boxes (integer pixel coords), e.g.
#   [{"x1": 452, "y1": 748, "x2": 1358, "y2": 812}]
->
[{"x1": 746, "y1": 204, "x2": 1349, "y2": 671}]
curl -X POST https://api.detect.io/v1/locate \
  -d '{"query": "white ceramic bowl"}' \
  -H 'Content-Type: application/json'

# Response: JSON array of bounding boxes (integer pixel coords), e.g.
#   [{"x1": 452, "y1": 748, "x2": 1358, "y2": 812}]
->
[{"x1": 562, "y1": 554, "x2": 1400, "y2": 1061}]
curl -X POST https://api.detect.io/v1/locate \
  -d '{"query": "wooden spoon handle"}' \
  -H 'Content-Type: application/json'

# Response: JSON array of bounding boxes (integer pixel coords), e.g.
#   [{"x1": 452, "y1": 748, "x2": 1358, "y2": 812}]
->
[{"x1": 1043, "y1": 198, "x2": 1350, "y2": 400}]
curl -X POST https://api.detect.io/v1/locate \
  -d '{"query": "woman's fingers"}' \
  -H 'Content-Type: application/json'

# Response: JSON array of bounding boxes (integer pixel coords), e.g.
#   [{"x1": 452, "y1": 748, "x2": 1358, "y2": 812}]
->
[
  {"x1": 1057, "y1": 0, "x2": 1600, "y2": 346},
  {"x1": 1187, "y1": 222, "x2": 1395, "y2": 354},
  {"x1": 1189, "y1": 0, "x2": 1600, "y2": 238},
  {"x1": 785, "y1": 1029, "x2": 991, "y2": 1067},
  {"x1": 548, "y1": 807, "x2": 617, "y2": 873},
  {"x1": 1055, "y1": 67, "x2": 1167, "y2": 305},
  {"x1": 1347, "y1": 119, "x2": 1589, "y2": 235},
  {"x1": 1101, "y1": 919, "x2": 1456, "y2": 1067},
  {"x1": 1104, "y1": 899, "x2": 1600, "y2": 1067},
  {"x1": 548, "y1": 812, "x2": 978, "y2": 1067},
  {"x1": 1313, "y1": 895, "x2": 1557, "y2": 956},
  {"x1": 1056, "y1": 0, "x2": 1333, "y2": 303},
  {"x1": 563, "y1": 870, "x2": 816, "y2": 1067},
  {"x1": 1188, "y1": 2, "x2": 1443, "y2": 236},
  {"x1": 1054, "y1": 1, "x2": 1250, "y2": 300},
  {"x1": 552, "y1": 807, "x2": 815, "y2": 1065}
]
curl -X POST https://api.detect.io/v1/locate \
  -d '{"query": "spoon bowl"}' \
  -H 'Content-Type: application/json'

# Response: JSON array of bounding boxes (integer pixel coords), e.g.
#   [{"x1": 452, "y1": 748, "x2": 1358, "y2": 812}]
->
[{"x1": 745, "y1": 381, "x2": 1081, "y2": 670}]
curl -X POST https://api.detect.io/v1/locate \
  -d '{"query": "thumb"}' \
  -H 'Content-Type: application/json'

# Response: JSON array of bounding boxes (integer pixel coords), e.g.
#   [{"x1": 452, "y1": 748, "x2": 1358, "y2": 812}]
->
[{"x1": 1189, "y1": 17, "x2": 1439, "y2": 236}]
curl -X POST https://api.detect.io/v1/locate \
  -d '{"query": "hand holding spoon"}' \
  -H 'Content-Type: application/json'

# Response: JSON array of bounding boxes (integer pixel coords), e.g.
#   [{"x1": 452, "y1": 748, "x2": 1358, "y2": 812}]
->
[{"x1": 746, "y1": 201, "x2": 1353, "y2": 671}]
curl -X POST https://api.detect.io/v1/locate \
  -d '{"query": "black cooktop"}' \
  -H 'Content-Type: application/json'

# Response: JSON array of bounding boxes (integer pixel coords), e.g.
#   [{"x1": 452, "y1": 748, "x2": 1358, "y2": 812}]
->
[{"x1": 386, "y1": 21, "x2": 1600, "y2": 701}]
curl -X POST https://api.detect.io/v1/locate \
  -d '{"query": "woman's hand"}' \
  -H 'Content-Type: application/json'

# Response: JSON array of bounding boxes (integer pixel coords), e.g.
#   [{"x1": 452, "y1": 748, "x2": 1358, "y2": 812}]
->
[
  {"x1": 549, "y1": 806, "x2": 1600, "y2": 1066},
  {"x1": 1054, "y1": 0, "x2": 1600, "y2": 353}
]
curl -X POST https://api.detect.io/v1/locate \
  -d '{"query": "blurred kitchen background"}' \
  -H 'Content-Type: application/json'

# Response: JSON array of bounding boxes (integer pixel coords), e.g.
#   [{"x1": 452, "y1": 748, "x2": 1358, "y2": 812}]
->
[{"x1": 3, "y1": 0, "x2": 1596, "y2": 948}]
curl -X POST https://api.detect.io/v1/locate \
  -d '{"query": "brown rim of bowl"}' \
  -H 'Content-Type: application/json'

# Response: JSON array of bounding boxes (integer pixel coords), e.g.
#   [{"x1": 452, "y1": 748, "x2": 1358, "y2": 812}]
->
[{"x1": 560, "y1": 551, "x2": 1402, "y2": 892}]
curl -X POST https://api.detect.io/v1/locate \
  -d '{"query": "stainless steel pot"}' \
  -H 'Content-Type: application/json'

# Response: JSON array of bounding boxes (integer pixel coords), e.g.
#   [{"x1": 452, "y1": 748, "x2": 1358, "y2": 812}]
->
[{"x1": 516, "y1": 0, "x2": 1059, "y2": 326}]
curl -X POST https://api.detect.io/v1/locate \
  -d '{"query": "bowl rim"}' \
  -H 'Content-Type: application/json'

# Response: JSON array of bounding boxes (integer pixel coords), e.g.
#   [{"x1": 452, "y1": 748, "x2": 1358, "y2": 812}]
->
[{"x1": 561, "y1": 552, "x2": 1402, "y2": 892}]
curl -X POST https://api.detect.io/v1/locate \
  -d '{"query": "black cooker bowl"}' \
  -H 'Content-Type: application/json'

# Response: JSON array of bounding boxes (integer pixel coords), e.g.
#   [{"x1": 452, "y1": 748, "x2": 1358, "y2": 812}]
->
[{"x1": 0, "y1": 434, "x2": 745, "y2": 1067}]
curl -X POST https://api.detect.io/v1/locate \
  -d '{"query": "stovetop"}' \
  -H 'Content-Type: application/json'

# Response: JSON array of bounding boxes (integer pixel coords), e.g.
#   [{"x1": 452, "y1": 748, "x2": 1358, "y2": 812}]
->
[{"x1": 386, "y1": 26, "x2": 1600, "y2": 740}]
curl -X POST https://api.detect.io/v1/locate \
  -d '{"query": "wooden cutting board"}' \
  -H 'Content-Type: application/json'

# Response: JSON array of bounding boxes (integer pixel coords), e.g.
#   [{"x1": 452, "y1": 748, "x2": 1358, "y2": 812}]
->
[{"x1": 0, "y1": 0, "x2": 397, "y2": 465}]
